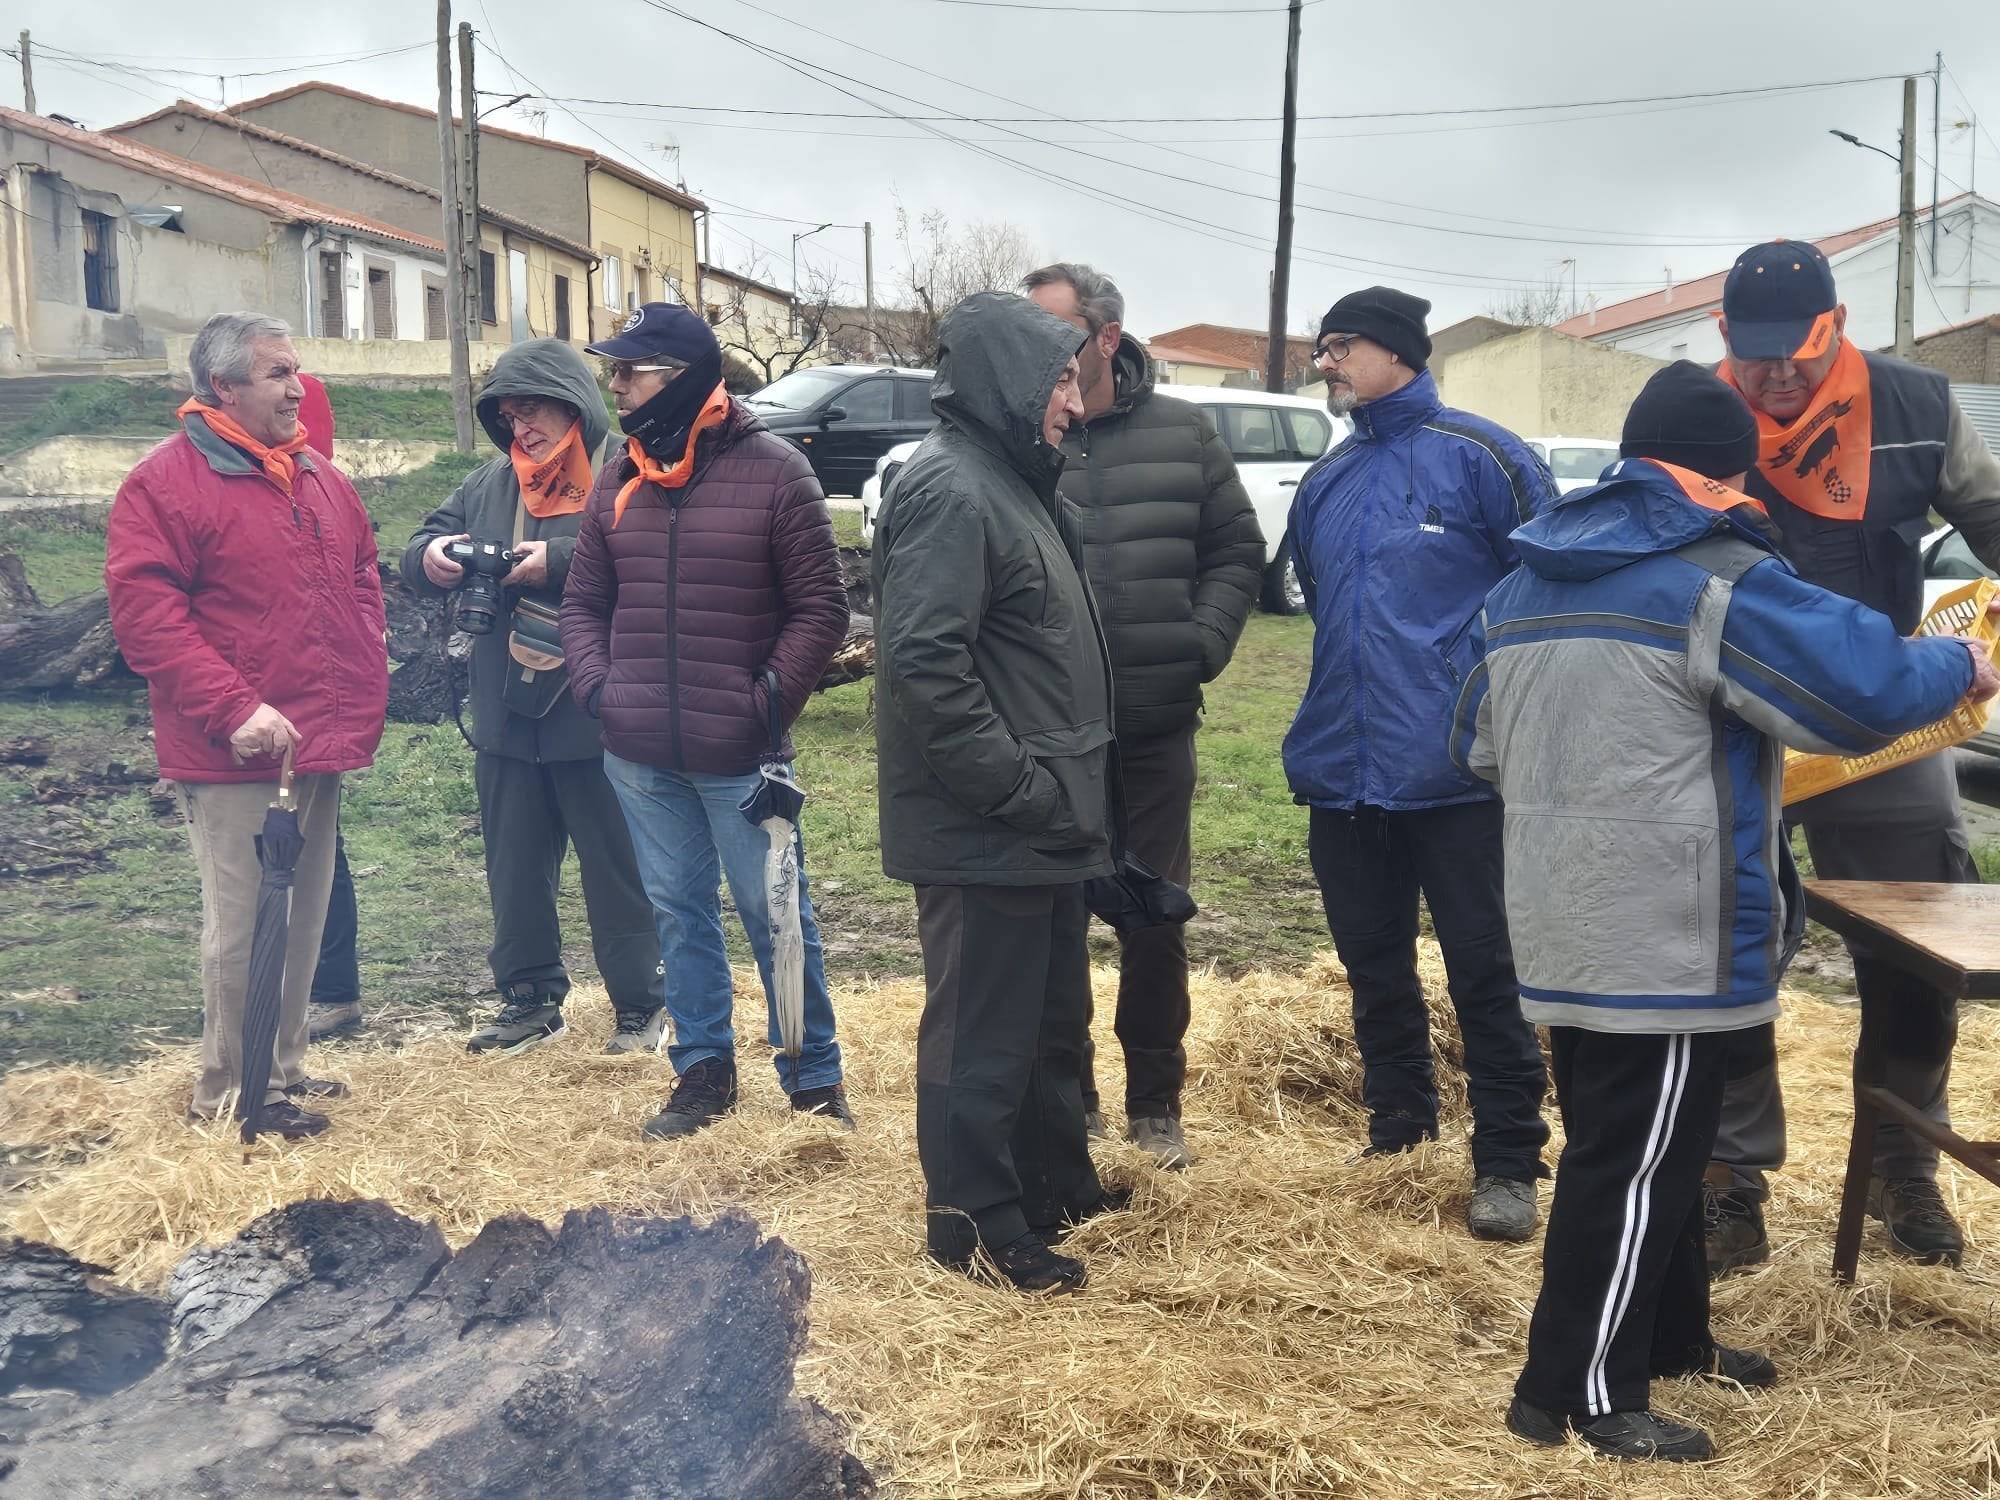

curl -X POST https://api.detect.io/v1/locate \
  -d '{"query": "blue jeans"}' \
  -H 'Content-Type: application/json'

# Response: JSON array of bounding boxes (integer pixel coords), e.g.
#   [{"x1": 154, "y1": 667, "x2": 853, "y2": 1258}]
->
[{"x1": 603, "y1": 751, "x2": 842, "y2": 1092}]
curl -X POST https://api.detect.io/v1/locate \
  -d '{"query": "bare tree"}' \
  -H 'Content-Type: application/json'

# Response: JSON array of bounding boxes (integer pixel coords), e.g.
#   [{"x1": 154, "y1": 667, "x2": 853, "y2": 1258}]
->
[
  {"x1": 1484, "y1": 277, "x2": 1572, "y2": 327},
  {"x1": 696, "y1": 261, "x2": 843, "y2": 388},
  {"x1": 875, "y1": 202, "x2": 1038, "y2": 367}
]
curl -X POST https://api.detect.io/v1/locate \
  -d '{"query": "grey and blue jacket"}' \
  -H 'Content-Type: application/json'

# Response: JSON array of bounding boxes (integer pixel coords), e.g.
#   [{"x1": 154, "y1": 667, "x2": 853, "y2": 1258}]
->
[{"x1": 1449, "y1": 458, "x2": 1974, "y2": 1034}]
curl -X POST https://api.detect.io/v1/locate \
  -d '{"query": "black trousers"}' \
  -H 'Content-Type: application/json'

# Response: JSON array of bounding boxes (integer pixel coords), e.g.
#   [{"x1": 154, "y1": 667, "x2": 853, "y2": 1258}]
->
[
  {"x1": 1081, "y1": 723, "x2": 1197, "y2": 1120},
  {"x1": 1517, "y1": 1028, "x2": 1727, "y2": 1418},
  {"x1": 475, "y1": 752, "x2": 664, "y2": 1017},
  {"x1": 914, "y1": 882, "x2": 1103, "y2": 1261},
  {"x1": 1306, "y1": 801, "x2": 1549, "y2": 1179},
  {"x1": 310, "y1": 829, "x2": 359, "y2": 1005}
]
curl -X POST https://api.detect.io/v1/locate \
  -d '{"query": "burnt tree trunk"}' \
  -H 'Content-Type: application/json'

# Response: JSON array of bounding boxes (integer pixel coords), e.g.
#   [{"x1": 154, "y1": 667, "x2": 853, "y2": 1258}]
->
[{"x1": 0, "y1": 1199, "x2": 874, "y2": 1499}]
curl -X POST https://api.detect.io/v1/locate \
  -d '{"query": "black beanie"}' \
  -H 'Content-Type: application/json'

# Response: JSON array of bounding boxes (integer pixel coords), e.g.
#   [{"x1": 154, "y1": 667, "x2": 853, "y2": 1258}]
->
[
  {"x1": 1619, "y1": 360, "x2": 1759, "y2": 480},
  {"x1": 1319, "y1": 286, "x2": 1433, "y2": 371}
]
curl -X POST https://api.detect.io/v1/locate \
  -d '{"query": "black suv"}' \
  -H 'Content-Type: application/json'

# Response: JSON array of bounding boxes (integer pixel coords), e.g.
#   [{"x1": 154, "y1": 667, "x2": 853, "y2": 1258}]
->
[{"x1": 745, "y1": 365, "x2": 936, "y2": 496}]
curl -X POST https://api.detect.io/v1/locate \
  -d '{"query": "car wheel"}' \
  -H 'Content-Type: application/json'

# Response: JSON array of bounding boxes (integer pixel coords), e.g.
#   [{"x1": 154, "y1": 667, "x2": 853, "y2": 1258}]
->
[{"x1": 1261, "y1": 542, "x2": 1307, "y2": 615}]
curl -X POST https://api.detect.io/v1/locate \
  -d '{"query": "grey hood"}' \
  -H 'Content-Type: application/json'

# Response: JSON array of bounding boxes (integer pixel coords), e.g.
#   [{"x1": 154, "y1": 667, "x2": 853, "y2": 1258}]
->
[
  {"x1": 930, "y1": 292, "x2": 1086, "y2": 486},
  {"x1": 476, "y1": 338, "x2": 609, "y2": 455}
]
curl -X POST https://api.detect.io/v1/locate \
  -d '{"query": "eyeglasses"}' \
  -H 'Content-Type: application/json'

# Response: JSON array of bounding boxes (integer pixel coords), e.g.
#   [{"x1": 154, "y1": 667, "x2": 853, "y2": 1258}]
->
[
  {"x1": 1313, "y1": 335, "x2": 1362, "y2": 366},
  {"x1": 600, "y1": 359, "x2": 686, "y2": 384},
  {"x1": 497, "y1": 399, "x2": 553, "y2": 429}
]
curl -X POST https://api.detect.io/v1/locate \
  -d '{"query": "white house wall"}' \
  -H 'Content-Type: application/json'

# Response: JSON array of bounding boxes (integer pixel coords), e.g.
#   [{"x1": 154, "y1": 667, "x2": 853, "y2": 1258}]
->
[{"x1": 314, "y1": 237, "x2": 442, "y2": 342}]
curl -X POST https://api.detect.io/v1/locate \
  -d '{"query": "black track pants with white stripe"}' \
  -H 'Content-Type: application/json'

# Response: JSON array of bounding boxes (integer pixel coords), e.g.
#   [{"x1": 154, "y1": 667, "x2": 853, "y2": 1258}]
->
[{"x1": 1515, "y1": 1027, "x2": 1729, "y2": 1418}]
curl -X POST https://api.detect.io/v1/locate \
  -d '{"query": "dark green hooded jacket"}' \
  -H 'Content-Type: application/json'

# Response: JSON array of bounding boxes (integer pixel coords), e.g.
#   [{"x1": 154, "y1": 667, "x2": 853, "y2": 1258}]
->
[
  {"x1": 1057, "y1": 334, "x2": 1264, "y2": 739},
  {"x1": 401, "y1": 339, "x2": 611, "y2": 763},
  {"x1": 873, "y1": 292, "x2": 1117, "y2": 886}
]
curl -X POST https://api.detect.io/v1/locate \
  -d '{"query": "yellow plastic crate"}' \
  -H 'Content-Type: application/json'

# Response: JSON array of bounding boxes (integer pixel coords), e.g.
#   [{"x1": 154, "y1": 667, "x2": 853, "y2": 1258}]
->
[{"x1": 1782, "y1": 577, "x2": 1999, "y2": 806}]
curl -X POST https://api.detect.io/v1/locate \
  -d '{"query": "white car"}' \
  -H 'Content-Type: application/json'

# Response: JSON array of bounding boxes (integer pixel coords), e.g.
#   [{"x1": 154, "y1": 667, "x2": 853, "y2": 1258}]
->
[
  {"x1": 862, "y1": 383, "x2": 1345, "y2": 615},
  {"x1": 1524, "y1": 436, "x2": 1620, "y2": 495}
]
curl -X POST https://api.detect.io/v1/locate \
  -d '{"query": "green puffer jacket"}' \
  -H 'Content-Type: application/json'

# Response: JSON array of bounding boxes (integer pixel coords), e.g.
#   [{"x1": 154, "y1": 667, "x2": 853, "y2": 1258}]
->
[
  {"x1": 1057, "y1": 335, "x2": 1264, "y2": 739},
  {"x1": 401, "y1": 339, "x2": 611, "y2": 763},
  {"x1": 873, "y1": 292, "x2": 1116, "y2": 887}
]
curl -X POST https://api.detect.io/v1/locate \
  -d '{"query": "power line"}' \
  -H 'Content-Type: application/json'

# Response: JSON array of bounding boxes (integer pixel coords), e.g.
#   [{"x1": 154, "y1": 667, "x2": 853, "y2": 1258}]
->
[{"x1": 893, "y1": 0, "x2": 1319, "y2": 11}]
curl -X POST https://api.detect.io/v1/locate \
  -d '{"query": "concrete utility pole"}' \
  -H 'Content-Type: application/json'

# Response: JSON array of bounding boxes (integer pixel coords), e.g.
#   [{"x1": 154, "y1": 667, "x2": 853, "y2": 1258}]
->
[
  {"x1": 1931, "y1": 53, "x2": 1942, "y2": 276},
  {"x1": 1265, "y1": 0, "x2": 1302, "y2": 393},
  {"x1": 436, "y1": 0, "x2": 475, "y2": 452},
  {"x1": 864, "y1": 220, "x2": 877, "y2": 362},
  {"x1": 457, "y1": 21, "x2": 481, "y2": 344},
  {"x1": 18, "y1": 31, "x2": 33, "y2": 115},
  {"x1": 1896, "y1": 75, "x2": 1917, "y2": 358}
]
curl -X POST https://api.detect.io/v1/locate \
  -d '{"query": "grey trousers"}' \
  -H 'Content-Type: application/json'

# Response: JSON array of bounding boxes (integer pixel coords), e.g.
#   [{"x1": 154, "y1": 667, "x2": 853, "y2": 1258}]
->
[
  {"x1": 1713, "y1": 753, "x2": 1972, "y2": 1193},
  {"x1": 180, "y1": 773, "x2": 343, "y2": 1113}
]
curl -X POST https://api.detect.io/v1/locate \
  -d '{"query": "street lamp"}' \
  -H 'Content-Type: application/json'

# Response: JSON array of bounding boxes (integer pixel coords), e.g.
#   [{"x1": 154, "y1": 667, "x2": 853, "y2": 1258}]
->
[
  {"x1": 1829, "y1": 129, "x2": 1900, "y2": 169},
  {"x1": 791, "y1": 223, "x2": 831, "y2": 335}
]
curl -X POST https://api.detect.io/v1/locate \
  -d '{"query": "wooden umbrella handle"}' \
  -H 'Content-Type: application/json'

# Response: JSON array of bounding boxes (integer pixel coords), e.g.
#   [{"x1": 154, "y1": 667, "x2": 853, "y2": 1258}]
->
[{"x1": 278, "y1": 741, "x2": 297, "y2": 805}]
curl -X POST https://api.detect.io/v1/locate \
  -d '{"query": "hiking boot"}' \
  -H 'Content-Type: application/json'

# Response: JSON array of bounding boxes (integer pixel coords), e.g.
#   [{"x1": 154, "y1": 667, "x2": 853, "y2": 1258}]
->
[
  {"x1": 642, "y1": 1057, "x2": 738, "y2": 1140},
  {"x1": 1083, "y1": 1110, "x2": 1109, "y2": 1143},
  {"x1": 603, "y1": 1007, "x2": 668, "y2": 1055},
  {"x1": 1035, "y1": 1186, "x2": 1133, "y2": 1246},
  {"x1": 1703, "y1": 1180, "x2": 1769, "y2": 1277},
  {"x1": 937, "y1": 1232, "x2": 1087, "y2": 1295},
  {"x1": 1506, "y1": 1399, "x2": 1714, "y2": 1461},
  {"x1": 306, "y1": 1000, "x2": 363, "y2": 1040},
  {"x1": 467, "y1": 998, "x2": 566, "y2": 1056},
  {"x1": 1127, "y1": 1115, "x2": 1194, "y2": 1171},
  {"x1": 1868, "y1": 1176, "x2": 1964, "y2": 1266},
  {"x1": 1658, "y1": 1345, "x2": 1778, "y2": 1389},
  {"x1": 790, "y1": 1084, "x2": 856, "y2": 1130},
  {"x1": 1467, "y1": 1176, "x2": 1539, "y2": 1242},
  {"x1": 284, "y1": 1077, "x2": 350, "y2": 1101},
  {"x1": 246, "y1": 1099, "x2": 333, "y2": 1141}
]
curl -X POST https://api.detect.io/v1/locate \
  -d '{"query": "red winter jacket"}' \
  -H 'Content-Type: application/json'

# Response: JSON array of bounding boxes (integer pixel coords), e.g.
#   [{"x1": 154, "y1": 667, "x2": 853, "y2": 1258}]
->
[
  {"x1": 105, "y1": 417, "x2": 389, "y2": 783},
  {"x1": 559, "y1": 400, "x2": 848, "y2": 776}
]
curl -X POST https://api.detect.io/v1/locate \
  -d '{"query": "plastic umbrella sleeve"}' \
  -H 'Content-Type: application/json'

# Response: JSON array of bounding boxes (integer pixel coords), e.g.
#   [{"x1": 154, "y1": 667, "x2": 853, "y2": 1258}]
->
[
  {"x1": 738, "y1": 667, "x2": 808, "y2": 1064},
  {"x1": 237, "y1": 744, "x2": 304, "y2": 1146}
]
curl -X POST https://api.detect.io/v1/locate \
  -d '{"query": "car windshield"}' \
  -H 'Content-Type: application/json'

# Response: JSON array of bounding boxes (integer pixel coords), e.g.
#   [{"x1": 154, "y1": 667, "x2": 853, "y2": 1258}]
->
[
  {"x1": 1928, "y1": 529, "x2": 1991, "y2": 581},
  {"x1": 746, "y1": 369, "x2": 852, "y2": 411},
  {"x1": 1548, "y1": 446, "x2": 1612, "y2": 481}
]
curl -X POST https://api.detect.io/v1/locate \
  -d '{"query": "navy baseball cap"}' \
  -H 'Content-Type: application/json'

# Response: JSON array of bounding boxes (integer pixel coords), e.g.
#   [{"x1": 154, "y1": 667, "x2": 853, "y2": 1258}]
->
[
  {"x1": 584, "y1": 301, "x2": 716, "y2": 365},
  {"x1": 1720, "y1": 241, "x2": 1839, "y2": 361}
]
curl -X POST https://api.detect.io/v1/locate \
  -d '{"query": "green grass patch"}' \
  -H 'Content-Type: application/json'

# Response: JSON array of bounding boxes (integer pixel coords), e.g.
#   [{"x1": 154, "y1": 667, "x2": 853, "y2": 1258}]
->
[
  {"x1": 354, "y1": 452, "x2": 490, "y2": 552},
  {"x1": 0, "y1": 380, "x2": 180, "y2": 455},
  {"x1": 325, "y1": 386, "x2": 460, "y2": 443},
  {"x1": 0, "y1": 513, "x2": 110, "y2": 603}
]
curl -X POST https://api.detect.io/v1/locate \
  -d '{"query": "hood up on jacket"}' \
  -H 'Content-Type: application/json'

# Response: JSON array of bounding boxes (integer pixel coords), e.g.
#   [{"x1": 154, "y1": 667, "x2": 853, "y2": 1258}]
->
[
  {"x1": 1510, "y1": 457, "x2": 1780, "y2": 584},
  {"x1": 475, "y1": 338, "x2": 610, "y2": 455},
  {"x1": 930, "y1": 292, "x2": 1086, "y2": 485},
  {"x1": 1101, "y1": 330, "x2": 1155, "y2": 416}
]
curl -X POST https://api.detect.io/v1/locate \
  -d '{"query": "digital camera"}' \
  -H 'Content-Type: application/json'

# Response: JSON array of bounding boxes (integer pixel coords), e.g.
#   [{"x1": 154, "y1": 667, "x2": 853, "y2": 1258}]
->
[{"x1": 442, "y1": 538, "x2": 525, "y2": 637}]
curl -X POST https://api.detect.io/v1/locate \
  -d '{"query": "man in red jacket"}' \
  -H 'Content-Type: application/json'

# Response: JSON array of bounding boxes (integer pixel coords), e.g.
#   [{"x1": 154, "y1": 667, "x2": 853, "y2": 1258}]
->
[
  {"x1": 560, "y1": 304, "x2": 851, "y2": 1137},
  {"x1": 106, "y1": 312, "x2": 388, "y2": 1140}
]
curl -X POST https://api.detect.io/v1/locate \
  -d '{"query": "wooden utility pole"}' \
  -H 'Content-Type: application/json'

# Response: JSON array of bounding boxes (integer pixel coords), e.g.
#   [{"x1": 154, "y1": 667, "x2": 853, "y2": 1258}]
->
[
  {"x1": 18, "y1": 30, "x2": 33, "y2": 115},
  {"x1": 864, "y1": 220, "x2": 877, "y2": 362},
  {"x1": 436, "y1": 0, "x2": 475, "y2": 452},
  {"x1": 1896, "y1": 75, "x2": 1917, "y2": 358},
  {"x1": 1931, "y1": 53, "x2": 1942, "y2": 275},
  {"x1": 1265, "y1": 0, "x2": 1302, "y2": 393},
  {"x1": 457, "y1": 22, "x2": 481, "y2": 344}
]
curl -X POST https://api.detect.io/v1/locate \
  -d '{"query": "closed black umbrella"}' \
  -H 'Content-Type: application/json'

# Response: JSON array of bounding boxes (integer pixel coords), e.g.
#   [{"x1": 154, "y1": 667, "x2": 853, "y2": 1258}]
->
[
  {"x1": 237, "y1": 747, "x2": 304, "y2": 1146},
  {"x1": 738, "y1": 668, "x2": 808, "y2": 1073}
]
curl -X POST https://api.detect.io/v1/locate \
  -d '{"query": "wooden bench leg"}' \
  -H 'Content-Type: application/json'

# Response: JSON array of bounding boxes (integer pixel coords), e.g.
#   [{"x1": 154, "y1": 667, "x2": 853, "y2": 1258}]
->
[{"x1": 1832, "y1": 1086, "x2": 1880, "y2": 1285}]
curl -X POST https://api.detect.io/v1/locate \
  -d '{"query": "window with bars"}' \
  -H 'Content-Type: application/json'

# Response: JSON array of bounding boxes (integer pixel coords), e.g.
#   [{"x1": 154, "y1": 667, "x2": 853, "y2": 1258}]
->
[
  {"x1": 478, "y1": 250, "x2": 498, "y2": 325},
  {"x1": 424, "y1": 279, "x2": 447, "y2": 341},
  {"x1": 81, "y1": 210, "x2": 119, "y2": 312},
  {"x1": 367, "y1": 265, "x2": 395, "y2": 339},
  {"x1": 554, "y1": 275, "x2": 572, "y2": 342},
  {"x1": 319, "y1": 252, "x2": 345, "y2": 338}
]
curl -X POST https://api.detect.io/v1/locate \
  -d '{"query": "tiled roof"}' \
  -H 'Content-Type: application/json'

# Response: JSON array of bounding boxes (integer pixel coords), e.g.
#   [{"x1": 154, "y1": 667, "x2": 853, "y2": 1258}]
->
[
  {"x1": 1555, "y1": 195, "x2": 1977, "y2": 340},
  {"x1": 698, "y1": 262, "x2": 794, "y2": 304},
  {"x1": 1146, "y1": 341, "x2": 1259, "y2": 372},
  {"x1": 226, "y1": 81, "x2": 707, "y2": 214},
  {"x1": 1145, "y1": 322, "x2": 1315, "y2": 371},
  {"x1": 0, "y1": 104, "x2": 443, "y2": 252},
  {"x1": 110, "y1": 99, "x2": 595, "y2": 261}
]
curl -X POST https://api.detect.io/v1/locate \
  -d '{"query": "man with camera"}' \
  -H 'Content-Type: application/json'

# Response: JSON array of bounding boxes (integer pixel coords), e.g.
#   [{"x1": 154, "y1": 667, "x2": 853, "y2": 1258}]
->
[{"x1": 404, "y1": 340, "x2": 665, "y2": 1057}]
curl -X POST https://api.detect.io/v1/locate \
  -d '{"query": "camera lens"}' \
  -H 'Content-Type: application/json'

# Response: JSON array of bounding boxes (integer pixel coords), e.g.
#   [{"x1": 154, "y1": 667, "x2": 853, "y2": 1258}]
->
[{"x1": 457, "y1": 577, "x2": 502, "y2": 636}]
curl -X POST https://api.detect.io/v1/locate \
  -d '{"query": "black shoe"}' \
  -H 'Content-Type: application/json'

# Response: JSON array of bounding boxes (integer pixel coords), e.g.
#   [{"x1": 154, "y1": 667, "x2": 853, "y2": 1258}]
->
[
  {"x1": 284, "y1": 1077, "x2": 350, "y2": 1101},
  {"x1": 467, "y1": 997, "x2": 566, "y2": 1056},
  {"x1": 247, "y1": 1099, "x2": 332, "y2": 1141},
  {"x1": 1033, "y1": 1187, "x2": 1133, "y2": 1246},
  {"x1": 1869, "y1": 1177, "x2": 1964, "y2": 1266},
  {"x1": 642, "y1": 1057, "x2": 738, "y2": 1140},
  {"x1": 937, "y1": 1232, "x2": 1087, "y2": 1295},
  {"x1": 1083, "y1": 1110, "x2": 1109, "y2": 1143},
  {"x1": 1506, "y1": 1398, "x2": 1714, "y2": 1461},
  {"x1": 789, "y1": 1084, "x2": 856, "y2": 1130},
  {"x1": 1703, "y1": 1180, "x2": 1769, "y2": 1277},
  {"x1": 1657, "y1": 1345, "x2": 1778, "y2": 1389}
]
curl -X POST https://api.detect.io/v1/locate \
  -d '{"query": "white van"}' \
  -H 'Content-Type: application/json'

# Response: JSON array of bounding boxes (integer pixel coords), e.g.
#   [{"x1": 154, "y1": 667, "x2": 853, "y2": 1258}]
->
[
  {"x1": 861, "y1": 381, "x2": 1345, "y2": 615},
  {"x1": 1159, "y1": 382, "x2": 1347, "y2": 614},
  {"x1": 1525, "y1": 436, "x2": 1620, "y2": 495}
]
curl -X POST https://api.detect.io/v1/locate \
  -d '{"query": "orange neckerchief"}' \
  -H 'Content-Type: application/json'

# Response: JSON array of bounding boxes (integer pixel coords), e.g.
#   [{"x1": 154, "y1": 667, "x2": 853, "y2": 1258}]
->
[
  {"x1": 178, "y1": 397, "x2": 309, "y2": 495},
  {"x1": 1719, "y1": 338, "x2": 1873, "y2": 521},
  {"x1": 1652, "y1": 460, "x2": 1768, "y2": 517},
  {"x1": 611, "y1": 383, "x2": 731, "y2": 528},
  {"x1": 511, "y1": 419, "x2": 594, "y2": 518}
]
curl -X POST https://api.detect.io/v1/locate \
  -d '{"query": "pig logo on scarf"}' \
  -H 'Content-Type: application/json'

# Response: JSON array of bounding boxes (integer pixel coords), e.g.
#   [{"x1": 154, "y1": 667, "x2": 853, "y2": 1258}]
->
[{"x1": 1769, "y1": 396, "x2": 1858, "y2": 507}]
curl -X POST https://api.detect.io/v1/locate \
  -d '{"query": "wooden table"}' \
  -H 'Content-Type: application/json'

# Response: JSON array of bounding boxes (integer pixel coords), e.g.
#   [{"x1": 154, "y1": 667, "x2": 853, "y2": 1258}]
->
[{"x1": 1802, "y1": 880, "x2": 2000, "y2": 1282}]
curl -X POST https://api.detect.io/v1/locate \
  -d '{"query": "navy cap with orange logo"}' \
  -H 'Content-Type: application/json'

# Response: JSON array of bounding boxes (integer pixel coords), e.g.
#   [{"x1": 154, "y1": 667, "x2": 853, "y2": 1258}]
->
[{"x1": 1720, "y1": 240, "x2": 1839, "y2": 361}]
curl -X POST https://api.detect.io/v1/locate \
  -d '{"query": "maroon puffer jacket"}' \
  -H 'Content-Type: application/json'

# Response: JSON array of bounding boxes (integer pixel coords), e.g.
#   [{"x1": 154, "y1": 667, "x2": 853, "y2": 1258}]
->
[{"x1": 558, "y1": 401, "x2": 848, "y2": 776}]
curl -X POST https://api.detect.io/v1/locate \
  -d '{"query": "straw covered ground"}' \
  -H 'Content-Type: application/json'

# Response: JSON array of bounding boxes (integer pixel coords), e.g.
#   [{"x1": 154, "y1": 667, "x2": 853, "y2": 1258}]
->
[{"x1": 5, "y1": 950, "x2": 1999, "y2": 1499}]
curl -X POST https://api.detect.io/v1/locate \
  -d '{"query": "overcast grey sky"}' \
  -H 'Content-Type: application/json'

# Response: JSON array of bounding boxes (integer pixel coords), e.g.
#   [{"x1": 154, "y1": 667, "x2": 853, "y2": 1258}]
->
[{"x1": 13, "y1": 0, "x2": 1999, "y2": 341}]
